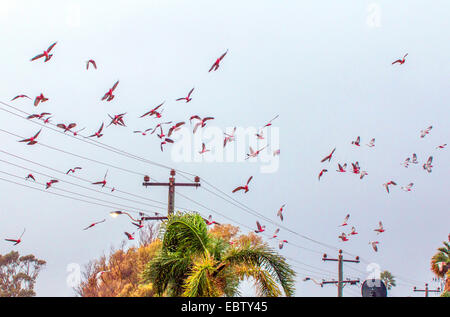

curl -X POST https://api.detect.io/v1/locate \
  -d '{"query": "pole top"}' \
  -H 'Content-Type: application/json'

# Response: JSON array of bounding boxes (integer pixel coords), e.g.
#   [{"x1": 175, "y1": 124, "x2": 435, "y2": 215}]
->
[
  {"x1": 170, "y1": 169, "x2": 176, "y2": 176},
  {"x1": 339, "y1": 249, "x2": 343, "y2": 254}
]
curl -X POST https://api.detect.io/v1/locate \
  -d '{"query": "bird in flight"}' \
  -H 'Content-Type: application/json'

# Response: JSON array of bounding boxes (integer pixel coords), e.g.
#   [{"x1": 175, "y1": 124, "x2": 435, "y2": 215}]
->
[
  {"x1": 72, "y1": 127, "x2": 86, "y2": 136},
  {"x1": 273, "y1": 149, "x2": 281, "y2": 156},
  {"x1": 318, "y1": 169, "x2": 328, "y2": 181},
  {"x1": 383, "y1": 181, "x2": 397, "y2": 193},
  {"x1": 92, "y1": 170, "x2": 108, "y2": 188},
  {"x1": 359, "y1": 171, "x2": 368, "y2": 179},
  {"x1": 278, "y1": 240, "x2": 288, "y2": 249},
  {"x1": 133, "y1": 128, "x2": 152, "y2": 136},
  {"x1": 11, "y1": 95, "x2": 31, "y2": 101},
  {"x1": 83, "y1": 219, "x2": 106, "y2": 230},
  {"x1": 423, "y1": 156, "x2": 433, "y2": 173},
  {"x1": 107, "y1": 113, "x2": 127, "y2": 127},
  {"x1": 277, "y1": 204, "x2": 286, "y2": 221},
  {"x1": 160, "y1": 138, "x2": 174, "y2": 152},
  {"x1": 436, "y1": 144, "x2": 447, "y2": 149},
  {"x1": 88, "y1": 123, "x2": 104, "y2": 138},
  {"x1": 411, "y1": 153, "x2": 419, "y2": 164},
  {"x1": 167, "y1": 122, "x2": 185, "y2": 137},
  {"x1": 336, "y1": 163, "x2": 347, "y2": 173},
  {"x1": 254, "y1": 221, "x2": 265, "y2": 233},
  {"x1": 209, "y1": 49, "x2": 228, "y2": 72},
  {"x1": 5, "y1": 228, "x2": 26, "y2": 245},
  {"x1": 232, "y1": 176, "x2": 253, "y2": 193},
  {"x1": 366, "y1": 138, "x2": 375, "y2": 147},
  {"x1": 66, "y1": 167, "x2": 82, "y2": 174},
  {"x1": 34, "y1": 93, "x2": 49, "y2": 107},
  {"x1": 205, "y1": 215, "x2": 220, "y2": 226},
  {"x1": 351, "y1": 162, "x2": 360, "y2": 174},
  {"x1": 369, "y1": 241, "x2": 379, "y2": 252},
  {"x1": 86, "y1": 59, "x2": 97, "y2": 70},
  {"x1": 338, "y1": 232, "x2": 349, "y2": 242},
  {"x1": 18, "y1": 129, "x2": 42, "y2": 145},
  {"x1": 374, "y1": 221, "x2": 385, "y2": 234},
  {"x1": 262, "y1": 115, "x2": 279, "y2": 128},
  {"x1": 271, "y1": 228, "x2": 280, "y2": 239},
  {"x1": 26, "y1": 174, "x2": 35, "y2": 181},
  {"x1": 30, "y1": 42, "x2": 57, "y2": 62},
  {"x1": 340, "y1": 214, "x2": 350, "y2": 227},
  {"x1": 401, "y1": 183, "x2": 414, "y2": 192},
  {"x1": 57, "y1": 123, "x2": 77, "y2": 133},
  {"x1": 199, "y1": 143, "x2": 210, "y2": 154},
  {"x1": 176, "y1": 88, "x2": 194, "y2": 103},
  {"x1": 223, "y1": 127, "x2": 237, "y2": 148},
  {"x1": 190, "y1": 116, "x2": 215, "y2": 134},
  {"x1": 140, "y1": 102, "x2": 165, "y2": 118},
  {"x1": 27, "y1": 112, "x2": 51, "y2": 120},
  {"x1": 124, "y1": 232, "x2": 134, "y2": 240},
  {"x1": 420, "y1": 125, "x2": 432, "y2": 138},
  {"x1": 351, "y1": 136, "x2": 361, "y2": 146},
  {"x1": 392, "y1": 53, "x2": 408, "y2": 65},
  {"x1": 101, "y1": 81, "x2": 119, "y2": 102},
  {"x1": 246, "y1": 145, "x2": 268, "y2": 160},
  {"x1": 321, "y1": 148, "x2": 336, "y2": 163},
  {"x1": 349, "y1": 226, "x2": 358, "y2": 236},
  {"x1": 45, "y1": 179, "x2": 59, "y2": 189}
]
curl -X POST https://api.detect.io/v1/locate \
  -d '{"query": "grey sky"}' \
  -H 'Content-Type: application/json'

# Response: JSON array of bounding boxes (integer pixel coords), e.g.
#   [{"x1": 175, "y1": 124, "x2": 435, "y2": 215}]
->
[{"x1": 0, "y1": 0, "x2": 448, "y2": 297}]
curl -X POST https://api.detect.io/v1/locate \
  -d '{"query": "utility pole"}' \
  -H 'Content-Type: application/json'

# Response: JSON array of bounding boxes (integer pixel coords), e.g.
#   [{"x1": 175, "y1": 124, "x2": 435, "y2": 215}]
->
[
  {"x1": 142, "y1": 170, "x2": 200, "y2": 216},
  {"x1": 322, "y1": 250, "x2": 360, "y2": 297},
  {"x1": 413, "y1": 283, "x2": 441, "y2": 297}
]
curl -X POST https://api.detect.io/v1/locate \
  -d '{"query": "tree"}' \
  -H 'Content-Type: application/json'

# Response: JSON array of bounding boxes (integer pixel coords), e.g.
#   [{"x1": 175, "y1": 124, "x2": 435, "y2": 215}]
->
[
  {"x1": 141, "y1": 212, "x2": 296, "y2": 297},
  {"x1": 76, "y1": 223, "x2": 161, "y2": 297},
  {"x1": 0, "y1": 251, "x2": 46, "y2": 297},
  {"x1": 430, "y1": 235, "x2": 450, "y2": 296},
  {"x1": 380, "y1": 270, "x2": 396, "y2": 290}
]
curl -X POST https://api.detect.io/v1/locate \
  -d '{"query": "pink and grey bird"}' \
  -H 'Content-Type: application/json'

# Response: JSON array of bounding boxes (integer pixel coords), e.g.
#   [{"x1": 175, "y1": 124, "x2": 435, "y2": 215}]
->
[
  {"x1": 18, "y1": 129, "x2": 42, "y2": 145},
  {"x1": 5, "y1": 228, "x2": 26, "y2": 245},
  {"x1": 83, "y1": 219, "x2": 106, "y2": 230},
  {"x1": 30, "y1": 42, "x2": 57, "y2": 62},
  {"x1": 232, "y1": 176, "x2": 253, "y2": 193},
  {"x1": 101, "y1": 81, "x2": 119, "y2": 102},
  {"x1": 209, "y1": 49, "x2": 228, "y2": 72},
  {"x1": 176, "y1": 88, "x2": 194, "y2": 103}
]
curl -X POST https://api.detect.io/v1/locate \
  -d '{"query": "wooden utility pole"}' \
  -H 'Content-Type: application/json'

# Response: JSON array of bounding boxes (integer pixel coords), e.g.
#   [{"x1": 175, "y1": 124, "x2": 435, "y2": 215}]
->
[
  {"x1": 413, "y1": 283, "x2": 441, "y2": 297},
  {"x1": 142, "y1": 169, "x2": 200, "y2": 216},
  {"x1": 322, "y1": 250, "x2": 360, "y2": 297}
]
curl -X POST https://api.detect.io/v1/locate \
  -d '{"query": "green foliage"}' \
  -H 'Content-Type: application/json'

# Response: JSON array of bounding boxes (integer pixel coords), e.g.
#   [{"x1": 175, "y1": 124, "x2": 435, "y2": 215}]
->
[
  {"x1": 0, "y1": 251, "x2": 46, "y2": 297},
  {"x1": 380, "y1": 270, "x2": 396, "y2": 290}
]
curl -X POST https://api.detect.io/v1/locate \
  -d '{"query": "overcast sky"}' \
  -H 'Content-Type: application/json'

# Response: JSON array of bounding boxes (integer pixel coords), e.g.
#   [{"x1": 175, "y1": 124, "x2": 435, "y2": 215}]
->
[{"x1": 0, "y1": 0, "x2": 448, "y2": 297}]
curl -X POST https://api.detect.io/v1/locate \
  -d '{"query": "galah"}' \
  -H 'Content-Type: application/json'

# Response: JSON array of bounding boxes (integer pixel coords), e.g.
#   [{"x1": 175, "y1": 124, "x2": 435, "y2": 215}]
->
[
  {"x1": 402, "y1": 157, "x2": 411, "y2": 168},
  {"x1": 369, "y1": 241, "x2": 379, "y2": 252},
  {"x1": 176, "y1": 88, "x2": 194, "y2": 103},
  {"x1": 351, "y1": 136, "x2": 360, "y2": 146},
  {"x1": 72, "y1": 127, "x2": 85, "y2": 136},
  {"x1": 360, "y1": 171, "x2": 368, "y2": 179},
  {"x1": 151, "y1": 122, "x2": 172, "y2": 138},
  {"x1": 45, "y1": 179, "x2": 59, "y2": 189},
  {"x1": 88, "y1": 123, "x2": 104, "y2": 138},
  {"x1": 199, "y1": 143, "x2": 210, "y2": 154},
  {"x1": 11, "y1": 95, "x2": 31, "y2": 101},
  {"x1": 43, "y1": 116, "x2": 52, "y2": 124},
  {"x1": 411, "y1": 153, "x2": 418, "y2": 164},
  {"x1": 349, "y1": 226, "x2": 358, "y2": 235},
  {"x1": 262, "y1": 115, "x2": 279, "y2": 128},
  {"x1": 30, "y1": 42, "x2": 57, "y2": 62},
  {"x1": 167, "y1": 122, "x2": 185, "y2": 137},
  {"x1": 133, "y1": 128, "x2": 152, "y2": 136},
  {"x1": 278, "y1": 240, "x2": 288, "y2": 249},
  {"x1": 132, "y1": 222, "x2": 144, "y2": 229},
  {"x1": 351, "y1": 162, "x2": 360, "y2": 174},
  {"x1": 392, "y1": 53, "x2": 408, "y2": 65},
  {"x1": 57, "y1": 123, "x2": 77, "y2": 133},
  {"x1": 401, "y1": 183, "x2": 414, "y2": 192},
  {"x1": 107, "y1": 113, "x2": 126, "y2": 127},
  {"x1": 209, "y1": 49, "x2": 228, "y2": 72},
  {"x1": 420, "y1": 125, "x2": 432, "y2": 138},
  {"x1": 223, "y1": 127, "x2": 237, "y2": 148},
  {"x1": 321, "y1": 148, "x2": 336, "y2": 163},
  {"x1": 255, "y1": 131, "x2": 264, "y2": 140},
  {"x1": 245, "y1": 145, "x2": 267, "y2": 160},
  {"x1": 5, "y1": 229, "x2": 26, "y2": 245},
  {"x1": 338, "y1": 233, "x2": 349, "y2": 242},
  {"x1": 232, "y1": 176, "x2": 253, "y2": 193},
  {"x1": 27, "y1": 112, "x2": 51, "y2": 120},
  {"x1": 18, "y1": 129, "x2": 42, "y2": 145},
  {"x1": 66, "y1": 167, "x2": 82, "y2": 174},
  {"x1": 101, "y1": 80, "x2": 119, "y2": 102},
  {"x1": 374, "y1": 221, "x2": 385, "y2": 234},
  {"x1": 83, "y1": 219, "x2": 106, "y2": 230},
  {"x1": 273, "y1": 149, "x2": 281, "y2": 156},
  {"x1": 140, "y1": 102, "x2": 164, "y2": 118},
  {"x1": 92, "y1": 170, "x2": 108, "y2": 187},
  {"x1": 340, "y1": 214, "x2": 350, "y2": 227},
  {"x1": 160, "y1": 138, "x2": 174, "y2": 152},
  {"x1": 26, "y1": 174, "x2": 35, "y2": 181},
  {"x1": 205, "y1": 215, "x2": 219, "y2": 226},
  {"x1": 277, "y1": 204, "x2": 286, "y2": 221},
  {"x1": 271, "y1": 228, "x2": 280, "y2": 239},
  {"x1": 318, "y1": 169, "x2": 328, "y2": 181},
  {"x1": 336, "y1": 163, "x2": 347, "y2": 173},
  {"x1": 366, "y1": 138, "x2": 375, "y2": 147},
  {"x1": 34, "y1": 93, "x2": 48, "y2": 107},
  {"x1": 190, "y1": 116, "x2": 215, "y2": 133},
  {"x1": 254, "y1": 221, "x2": 265, "y2": 233},
  {"x1": 124, "y1": 232, "x2": 134, "y2": 240},
  {"x1": 86, "y1": 59, "x2": 97, "y2": 70},
  {"x1": 383, "y1": 181, "x2": 397, "y2": 193},
  {"x1": 436, "y1": 144, "x2": 447, "y2": 149},
  {"x1": 423, "y1": 156, "x2": 433, "y2": 173}
]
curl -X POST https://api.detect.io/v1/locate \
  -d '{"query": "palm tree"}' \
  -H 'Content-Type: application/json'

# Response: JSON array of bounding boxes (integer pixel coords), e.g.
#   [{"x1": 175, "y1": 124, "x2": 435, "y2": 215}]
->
[
  {"x1": 380, "y1": 270, "x2": 396, "y2": 290},
  {"x1": 141, "y1": 212, "x2": 296, "y2": 297},
  {"x1": 430, "y1": 236, "x2": 449, "y2": 295}
]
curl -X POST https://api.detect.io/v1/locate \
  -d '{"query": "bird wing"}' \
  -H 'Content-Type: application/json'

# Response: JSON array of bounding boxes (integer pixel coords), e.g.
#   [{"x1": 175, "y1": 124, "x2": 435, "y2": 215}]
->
[{"x1": 47, "y1": 42, "x2": 57, "y2": 52}]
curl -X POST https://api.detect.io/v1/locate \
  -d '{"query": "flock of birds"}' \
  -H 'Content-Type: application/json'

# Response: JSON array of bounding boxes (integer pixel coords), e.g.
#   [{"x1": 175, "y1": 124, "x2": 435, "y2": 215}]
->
[{"x1": 4, "y1": 44, "x2": 447, "y2": 260}]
